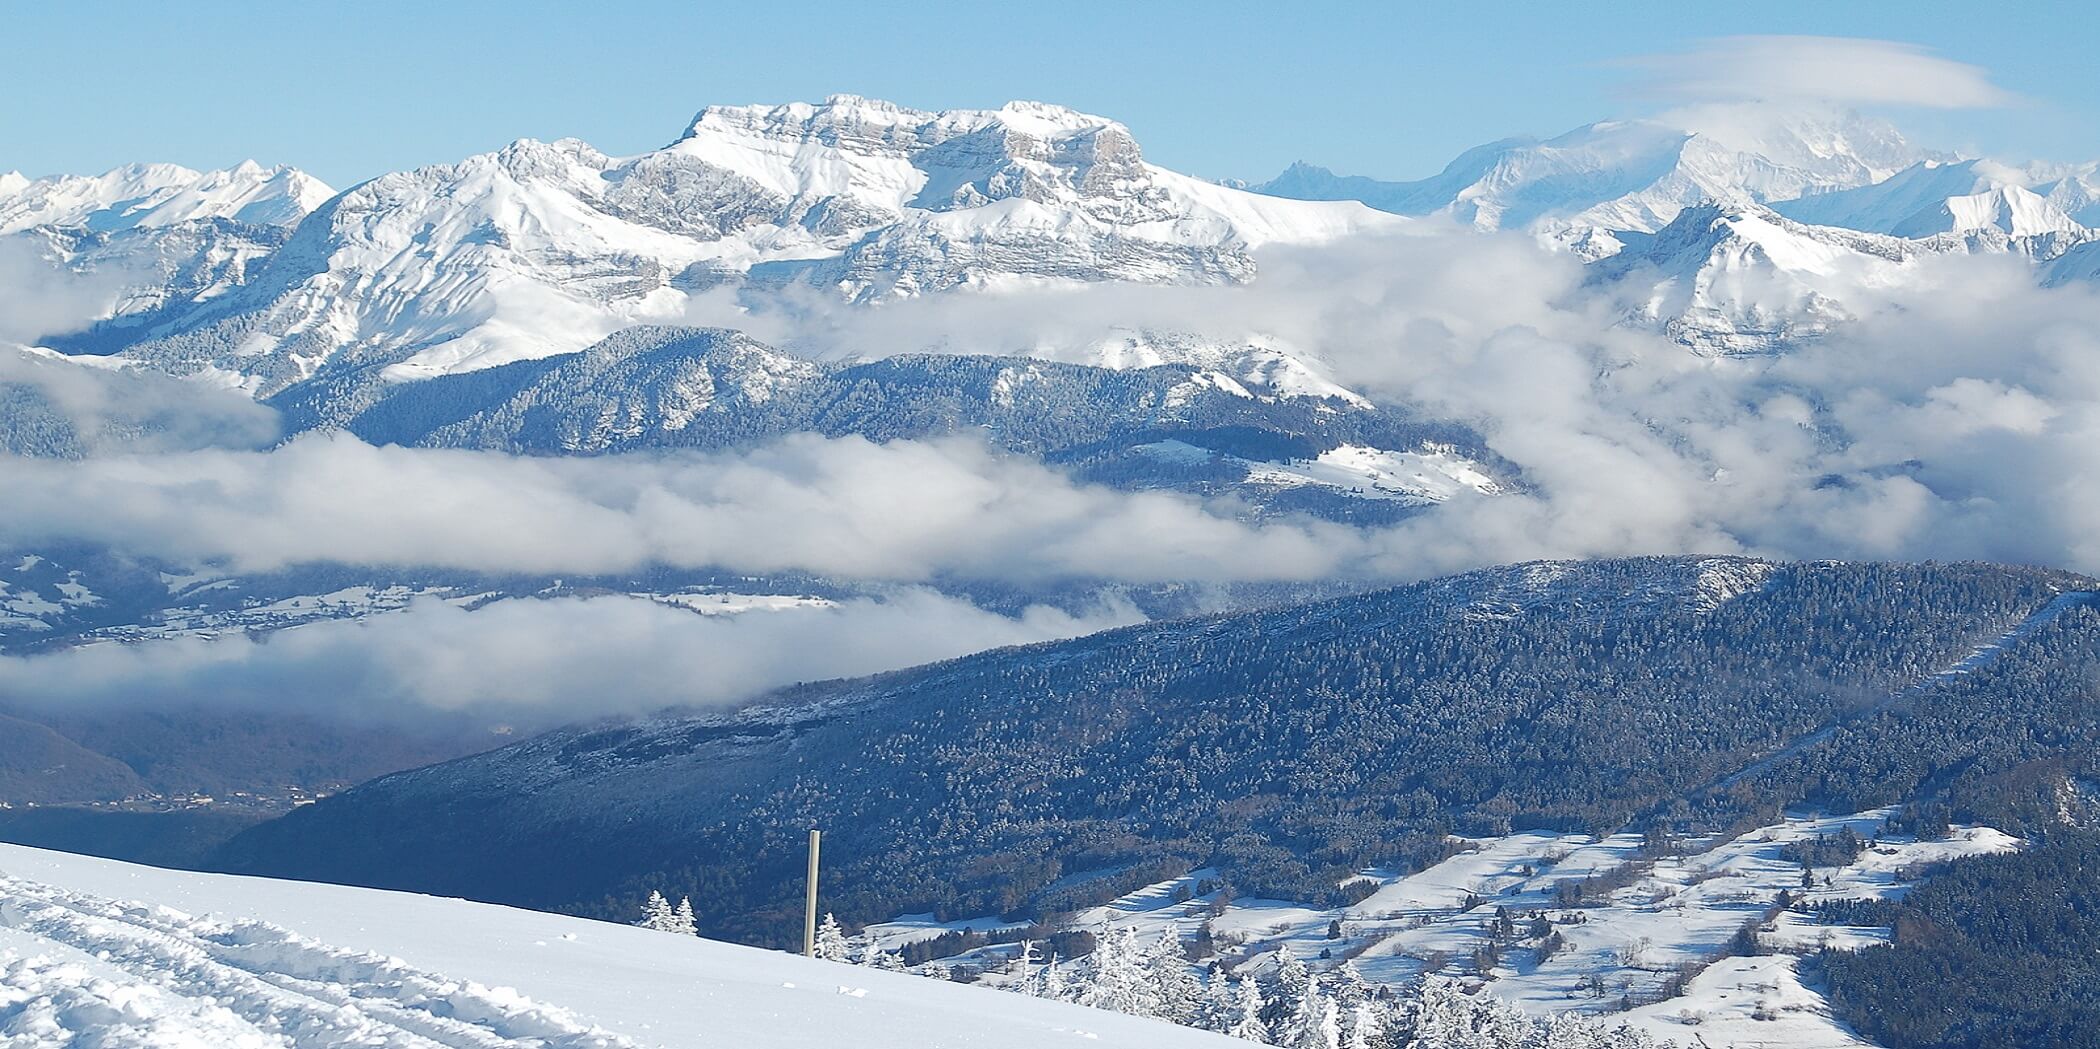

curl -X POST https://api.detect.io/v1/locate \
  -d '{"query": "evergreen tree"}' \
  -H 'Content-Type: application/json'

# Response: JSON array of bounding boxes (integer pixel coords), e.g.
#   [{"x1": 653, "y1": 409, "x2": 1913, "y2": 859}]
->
[
  {"x1": 1330, "y1": 961, "x2": 1372, "y2": 1014},
  {"x1": 1080, "y1": 926, "x2": 1163, "y2": 1018},
  {"x1": 1345, "y1": 1002, "x2": 1382, "y2": 1049},
  {"x1": 1196, "y1": 963, "x2": 1235, "y2": 1032},
  {"x1": 1280, "y1": 968, "x2": 1331, "y2": 1049},
  {"x1": 1038, "y1": 951, "x2": 1070, "y2": 1001},
  {"x1": 1147, "y1": 929, "x2": 1203, "y2": 1024},
  {"x1": 1226, "y1": 975, "x2": 1271, "y2": 1044},
  {"x1": 814, "y1": 912, "x2": 851, "y2": 961},
  {"x1": 1313, "y1": 998, "x2": 1342, "y2": 1049},
  {"x1": 1539, "y1": 1011, "x2": 1604, "y2": 1049},
  {"x1": 635, "y1": 890, "x2": 677, "y2": 932},
  {"x1": 672, "y1": 896, "x2": 698, "y2": 936},
  {"x1": 1410, "y1": 977, "x2": 1539, "y2": 1049},
  {"x1": 1269, "y1": 949, "x2": 1311, "y2": 1023}
]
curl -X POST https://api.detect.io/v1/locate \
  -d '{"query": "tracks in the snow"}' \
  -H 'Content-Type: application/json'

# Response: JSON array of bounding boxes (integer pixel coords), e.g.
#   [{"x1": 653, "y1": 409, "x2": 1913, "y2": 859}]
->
[{"x1": 0, "y1": 874, "x2": 634, "y2": 1048}]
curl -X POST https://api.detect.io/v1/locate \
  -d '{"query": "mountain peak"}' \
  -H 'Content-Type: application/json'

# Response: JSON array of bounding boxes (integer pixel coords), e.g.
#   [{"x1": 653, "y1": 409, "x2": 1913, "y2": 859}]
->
[
  {"x1": 675, "y1": 95, "x2": 1124, "y2": 153},
  {"x1": 1256, "y1": 104, "x2": 1939, "y2": 236},
  {"x1": 0, "y1": 160, "x2": 335, "y2": 235}
]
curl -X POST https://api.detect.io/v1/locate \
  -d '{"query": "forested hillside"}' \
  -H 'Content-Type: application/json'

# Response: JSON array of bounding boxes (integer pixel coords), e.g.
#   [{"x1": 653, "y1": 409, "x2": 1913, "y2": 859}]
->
[{"x1": 215, "y1": 557, "x2": 2099, "y2": 950}]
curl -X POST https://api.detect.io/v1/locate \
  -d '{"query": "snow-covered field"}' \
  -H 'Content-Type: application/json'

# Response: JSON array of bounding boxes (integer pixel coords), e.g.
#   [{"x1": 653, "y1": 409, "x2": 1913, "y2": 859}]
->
[
  {"x1": 0, "y1": 844, "x2": 1236, "y2": 1048},
  {"x1": 880, "y1": 810, "x2": 2017, "y2": 1049}
]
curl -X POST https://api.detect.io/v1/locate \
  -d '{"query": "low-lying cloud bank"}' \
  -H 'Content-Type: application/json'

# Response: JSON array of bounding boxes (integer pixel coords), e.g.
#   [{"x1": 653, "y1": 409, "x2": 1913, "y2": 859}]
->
[
  {"x1": 696, "y1": 232, "x2": 2100, "y2": 581},
  {"x1": 0, "y1": 433, "x2": 1365, "y2": 584},
  {"x1": 0, "y1": 590, "x2": 1140, "y2": 729}
]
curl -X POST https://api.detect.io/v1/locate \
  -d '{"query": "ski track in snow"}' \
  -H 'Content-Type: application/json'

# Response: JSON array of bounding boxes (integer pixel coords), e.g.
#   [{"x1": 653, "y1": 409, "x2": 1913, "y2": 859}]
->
[{"x1": 0, "y1": 874, "x2": 633, "y2": 1049}]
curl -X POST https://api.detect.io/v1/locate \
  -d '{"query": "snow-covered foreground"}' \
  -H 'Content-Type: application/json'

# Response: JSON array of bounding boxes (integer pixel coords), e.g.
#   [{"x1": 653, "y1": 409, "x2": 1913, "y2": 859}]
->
[{"x1": 0, "y1": 844, "x2": 1236, "y2": 1049}]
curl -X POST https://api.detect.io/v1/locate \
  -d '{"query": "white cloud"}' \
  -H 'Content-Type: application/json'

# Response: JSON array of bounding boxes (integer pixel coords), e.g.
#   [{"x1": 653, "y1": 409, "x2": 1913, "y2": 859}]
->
[
  {"x1": 1623, "y1": 36, "x2": 2016, "y2": 110},
  {"x1": 0, "y1": 431, "x2": 1365, "y2": 584},
  {"x1": 0, "y1": 347, "x2": 279, "y2": 454},
  {"x1": 0, "y1": 239, "x2": 129, "y2": 347},
  {"x1": 0, "y1": 590, "x2": 1141, "y2": 726}
]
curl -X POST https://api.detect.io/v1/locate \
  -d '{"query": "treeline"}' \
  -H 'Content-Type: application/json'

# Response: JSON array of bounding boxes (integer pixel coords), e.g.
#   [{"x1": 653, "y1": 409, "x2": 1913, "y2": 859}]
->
[{"x1": 1820, "y1": 831, "x2": 2100, "y2": 1049}]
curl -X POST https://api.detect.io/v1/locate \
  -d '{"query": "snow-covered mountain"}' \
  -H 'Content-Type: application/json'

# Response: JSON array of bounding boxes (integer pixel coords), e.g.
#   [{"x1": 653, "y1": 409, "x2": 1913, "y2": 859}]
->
[
  {"x1": 87, "y1": 97, "x2": 1397, "y2": 396},
  {"x1": 1590, "y1": 200, "x2": 2098, "y2": 354},
  {"x1": 0, "y1": 161, "x2": 332, "y2": 235},
  {"x1": 13, "y1": 96, "x2": 2100, "y2": 410},
  {"x1": 1, "y1": 162, "x2": 336, "y2": 357},
  {"x1": 1772, "y1": 158, "x2": 2091, "y2": 238},
  {"x1": 1589, "y1": 202, "x2": 1943, "y2": 354},
  {"x1": 1012, "y1": 330, "x2": 1367, "y2": 405},
  {"x1": 1255, "y1": 106, "x2": 1935, "y2": 239}
]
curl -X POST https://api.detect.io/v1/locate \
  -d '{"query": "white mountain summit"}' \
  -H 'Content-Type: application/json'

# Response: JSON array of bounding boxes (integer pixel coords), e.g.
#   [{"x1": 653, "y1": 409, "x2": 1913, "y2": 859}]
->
[
  {"x1": 94, "y1": 96, "x2": 1398, "y2": 394},
  {"x1": 0, "y1": 160, "x2": 333, "y2": 235},
  {"x1": 1773, "y1": 158, "x2": 2096, "y2": 238},
  {"x1": 1255, "y1": 105, "x2": 1936, "y2": 241},
  {"x1": 17, "y1": 96, "x2": 2100, "y2": 393}
]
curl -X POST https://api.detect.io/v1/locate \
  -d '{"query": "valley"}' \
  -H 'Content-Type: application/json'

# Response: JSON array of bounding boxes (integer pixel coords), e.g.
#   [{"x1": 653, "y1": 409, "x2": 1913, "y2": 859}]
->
[{"x1": 7, "y1": 26, "x2": 2100, "y2": 1045}]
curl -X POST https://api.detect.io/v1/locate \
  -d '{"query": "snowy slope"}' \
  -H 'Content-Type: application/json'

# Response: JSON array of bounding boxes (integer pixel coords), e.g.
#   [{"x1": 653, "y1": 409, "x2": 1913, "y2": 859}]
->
[
  {"x1": 893, "y1": 809, "x2": 2014, "y2": 1049},
  {"x1": 2043, "y1": 237, "x2": 2100, "y2": 286},
  {"x1": 0, "y1": 842, "x2": 1236, "y2": 1049},
  {"x1": 1901, "y1": 184, "x2": 2090, "y2": 239},
  {"x1": 101, "y1": 97, "x2": 1398, "y2": 395}
]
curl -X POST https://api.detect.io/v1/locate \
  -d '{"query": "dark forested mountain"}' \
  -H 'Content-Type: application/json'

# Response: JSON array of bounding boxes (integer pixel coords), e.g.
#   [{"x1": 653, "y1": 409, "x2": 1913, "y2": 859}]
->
[
  {"x1": 254, "y1": 325, "x2": 1492, "y2": 521},
  {"x1": 214, "y1": 556, "x2": 2100, "y2": 949}
]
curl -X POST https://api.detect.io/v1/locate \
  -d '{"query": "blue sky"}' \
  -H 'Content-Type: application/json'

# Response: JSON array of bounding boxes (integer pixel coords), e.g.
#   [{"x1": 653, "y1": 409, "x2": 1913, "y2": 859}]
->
[{"x1": 3, "y1": 0, "x2": 2096, "y2": 187}]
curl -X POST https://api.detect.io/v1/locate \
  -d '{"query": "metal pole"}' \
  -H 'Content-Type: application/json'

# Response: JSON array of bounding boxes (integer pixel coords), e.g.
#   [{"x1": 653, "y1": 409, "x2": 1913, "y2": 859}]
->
[{"x1": 803, "y1": 828, "x2": 821, "y2": 957}]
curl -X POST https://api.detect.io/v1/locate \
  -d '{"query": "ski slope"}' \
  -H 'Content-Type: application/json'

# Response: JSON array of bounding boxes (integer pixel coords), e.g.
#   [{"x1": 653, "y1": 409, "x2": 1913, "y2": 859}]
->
[{"x1": 0, "y1": 844, "x2": 1236, "y2": 1049}]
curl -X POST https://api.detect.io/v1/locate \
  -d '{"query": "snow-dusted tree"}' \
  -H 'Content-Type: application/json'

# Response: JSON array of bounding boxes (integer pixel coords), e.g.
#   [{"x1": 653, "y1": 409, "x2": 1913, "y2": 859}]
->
[
  {"x1": 1079, "y1": 926, "x2": 1162, "y2": 1018},
  {"x1": 672, "y1": 897, "x2": 698, "y2": 936},
  {"x1": 1226, "y1": 974, "x2": 1270, "y2": 1043},
  {"x1": 1313, "y1": 998, "x2": 1343, "y2": 1049},
  {"x1": 635, "y1": 890, "x2": 678, "y2": 932},
  {"x1": 813, "y1": 912, "x2": 852, "y2": 961},
  {"x1": 1330, "y1": 961, "x2": 1372, "y2": 1014},
  {"x1": 1409, "y1": 977, "x2": 1538, "y2": 1049},
  {"x1": 1345, "y1": 1002, "x2": 1382, "y2": 1049},
  {"x1": 1279, "y1": 968, "x2": 1336, "y2": 1049},
  {"x1": 1270, "y1": 949, "x2": 1312, "y2": 1021},
  {"x1": 1038, "y1": 951, "x2": 1070, "y2": 1001},
  {"x1": 1194, "y1": 964, "x2": 1234, "y2": 1032},
  {"x1": 1010, "y1": 940, "x2": 1037, "y2": 992},
  {"x1": 1146, "y1": 929, "x2": 1203, "y2": 1024},
  {"x1": 1537, "y1": 1011, "x2": 1605, "y2": 1049}
]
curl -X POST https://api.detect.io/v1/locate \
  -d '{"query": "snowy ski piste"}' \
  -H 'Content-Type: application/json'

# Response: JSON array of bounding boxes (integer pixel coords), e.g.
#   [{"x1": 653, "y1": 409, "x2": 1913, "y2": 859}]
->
[{"x1": 0, "y1": 843, "x2": 1236, "y2": 1048}]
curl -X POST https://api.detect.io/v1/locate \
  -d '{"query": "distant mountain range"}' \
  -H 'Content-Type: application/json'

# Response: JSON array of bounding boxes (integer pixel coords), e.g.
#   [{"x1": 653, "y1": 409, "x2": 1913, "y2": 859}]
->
[
  {"x1": 1254, "y1": 106, "x2": 2100, "y2": 356},
  {"x1": 8, "y1": 97, "x2": 2100, "y2": 413}
]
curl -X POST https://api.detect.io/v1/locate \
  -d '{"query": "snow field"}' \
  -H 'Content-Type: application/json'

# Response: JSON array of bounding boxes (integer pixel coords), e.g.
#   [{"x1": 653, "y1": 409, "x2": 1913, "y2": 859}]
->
[{"x1": 0, "y1": 844, "x2": 1239, "y2": 1048}]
